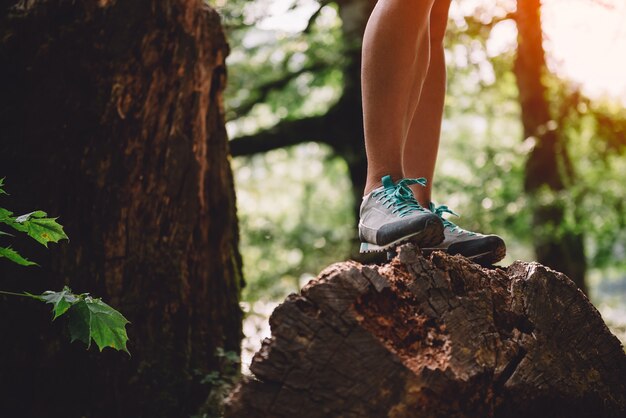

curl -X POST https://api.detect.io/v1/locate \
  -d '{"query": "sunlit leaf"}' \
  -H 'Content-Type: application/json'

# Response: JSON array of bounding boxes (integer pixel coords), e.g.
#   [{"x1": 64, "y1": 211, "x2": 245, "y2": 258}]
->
[
  {"x1": 0, "y1": 246, "x2": 37, "y2": 266},
  {"x1": 0, "y1": 207, "x2": 13, "y2": 222},
  {"x1": 13, "y1": 211, "x2": 68, "y2": 247},
  {"x1": 15, "y1": 211, "x2": 48, "y2": 223}
]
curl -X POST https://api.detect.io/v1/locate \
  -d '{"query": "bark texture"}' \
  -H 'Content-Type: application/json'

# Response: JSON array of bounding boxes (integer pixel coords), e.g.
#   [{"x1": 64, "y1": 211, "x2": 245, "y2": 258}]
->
[
  {"x1": 0, "y1": 1, "x2": 242, "y2": 417},
  {"x1": 226, "y1": 245, "x2": 625, "y2": 418}
]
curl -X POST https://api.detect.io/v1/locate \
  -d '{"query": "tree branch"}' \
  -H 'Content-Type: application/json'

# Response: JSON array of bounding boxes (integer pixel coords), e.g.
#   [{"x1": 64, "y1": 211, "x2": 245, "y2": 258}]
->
[
  {"x1": 229, "y1": 114, "x2": 332, "y2": 157},
  {"x1": 303, "y1": 0, "x2": 331, "y2": 34},
  {"x1": 227, "y1": 62, "x2": 329, "y2": 121},
  {"x1": 462, "y1": 12, "x2": 516, "y2": 33}
]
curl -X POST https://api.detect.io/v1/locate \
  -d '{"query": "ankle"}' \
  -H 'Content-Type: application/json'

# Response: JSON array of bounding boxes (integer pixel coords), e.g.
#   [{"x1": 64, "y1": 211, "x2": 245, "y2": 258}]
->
[
  {"x1": 363, "y1": 182, "x2": 381, "y2": 196},
  {"x1": 364, "y1": 172, "x2": 403, "y2": 195},
  {"x1": 411, "y1": 187, "x2": 432, "y2": 207}
]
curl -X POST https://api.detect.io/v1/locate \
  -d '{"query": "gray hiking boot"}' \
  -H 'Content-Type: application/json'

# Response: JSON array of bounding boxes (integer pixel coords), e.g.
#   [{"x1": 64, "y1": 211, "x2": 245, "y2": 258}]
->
[
  {"x1": 422, "y1": 203, "x2": 507, "y2": 265},
  {"x1": 359, "y1": 176, "x2": 444, "y2": 253}
]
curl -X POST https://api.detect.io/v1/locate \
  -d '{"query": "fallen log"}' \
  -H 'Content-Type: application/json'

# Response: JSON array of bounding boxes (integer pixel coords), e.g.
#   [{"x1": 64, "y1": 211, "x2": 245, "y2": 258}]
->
[{"x1": 226, "y1": 244, "x2": 626, "y2": 418}]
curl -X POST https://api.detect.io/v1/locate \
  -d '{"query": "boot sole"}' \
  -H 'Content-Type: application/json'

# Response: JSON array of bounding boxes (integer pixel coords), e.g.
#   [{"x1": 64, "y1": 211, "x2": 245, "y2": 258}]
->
[
  {"x1": 468, "y1": 243, "x2": 507, "y2": 266},
  {"x1": 359, "y1": 219, "x2": 445, "y2": 254},
  {"x1": 423, "y1": 240, "x2": 507, "y2": 266}
]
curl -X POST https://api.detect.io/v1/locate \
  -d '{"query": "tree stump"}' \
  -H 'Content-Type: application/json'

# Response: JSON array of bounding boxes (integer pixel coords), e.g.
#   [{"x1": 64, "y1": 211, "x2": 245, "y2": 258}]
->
[{"x1": 226, "y1": 245, "x2": 625, "y2": 418}]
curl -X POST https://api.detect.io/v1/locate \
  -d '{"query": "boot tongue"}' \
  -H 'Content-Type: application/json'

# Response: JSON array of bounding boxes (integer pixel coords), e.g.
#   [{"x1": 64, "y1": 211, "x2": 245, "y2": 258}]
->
[{"x1": 381, "y1": 175, "x2": 395, "y2": 189}]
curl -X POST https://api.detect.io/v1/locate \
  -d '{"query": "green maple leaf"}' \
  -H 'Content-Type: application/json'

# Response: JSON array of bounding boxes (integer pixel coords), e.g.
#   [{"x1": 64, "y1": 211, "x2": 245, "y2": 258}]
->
[
  {"x1": 12, "y1": 211, "x2": 68, "y2": 247},
  {"x1": 0, "y1": 180, "x2": 130, "y2": 354},
  {"x1": 28, "y1": 288, "x2": 130, "y2": 354},
  {"x1": 14, "y1": 211, "x2": 48, "y2": 223},
  {"x1": 67, "y1": 299, "x2": 91, "y2": 346},
  {"x1": 0, "y1": 246, "x2": 37, "y2": 266},
  {"x1": 67, "y1": 297, "x2": 130, "y2": 354},
  {"x1": 0, "y1": 207, "x2": 13, "y2": 223},
  {"x1": 32, "y1": 286, "x2": 79, "y2": 319}
]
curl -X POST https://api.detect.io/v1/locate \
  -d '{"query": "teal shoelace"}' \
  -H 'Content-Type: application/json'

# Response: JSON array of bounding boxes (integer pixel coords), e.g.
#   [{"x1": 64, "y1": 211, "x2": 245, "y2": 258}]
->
[
  {"x1": 429, "y1": 203, "x2": 476, "y2": 235},
  {"x1": 372, "y1": 176, "x2": 428, "y2": 217}
]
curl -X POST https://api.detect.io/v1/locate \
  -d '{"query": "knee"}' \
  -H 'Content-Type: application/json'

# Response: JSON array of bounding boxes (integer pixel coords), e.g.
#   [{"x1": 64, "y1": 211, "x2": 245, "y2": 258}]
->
[{"x1": 385, "y1": 0, "x2": 437, "y2": 18}]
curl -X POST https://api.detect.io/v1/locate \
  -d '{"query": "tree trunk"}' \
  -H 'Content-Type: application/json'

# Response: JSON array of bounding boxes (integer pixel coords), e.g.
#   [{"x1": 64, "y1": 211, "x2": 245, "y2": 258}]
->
[
  {"x1": 514, "y1": 0, "x2": 587, "y2": 293},
  {"x1": 0, "y1": 1, "x2": 242, "y2": 417},
  {"x1": 226, "y1": 245, "x2": 625, "y2": 418}
]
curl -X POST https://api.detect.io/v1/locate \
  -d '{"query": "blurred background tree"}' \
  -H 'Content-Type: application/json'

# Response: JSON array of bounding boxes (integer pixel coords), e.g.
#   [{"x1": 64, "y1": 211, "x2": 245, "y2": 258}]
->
[{"x1": 210, "y1": 0, "x2": 626, "y2": 357}]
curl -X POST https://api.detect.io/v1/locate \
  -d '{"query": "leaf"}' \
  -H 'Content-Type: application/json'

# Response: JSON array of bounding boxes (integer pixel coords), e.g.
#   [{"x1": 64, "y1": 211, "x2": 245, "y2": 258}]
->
[
  {"x1": 0, "y1": 246, "x2": 37, "y2": 266},
  {"x1": 0, "y1": 208, "x2": 13, "y2": 222},
  {"x1": 0, "y1": 230, "x2": 14, "y2": 237},
  {"x1": 28, "y1": 287, "x2": 130, "y2": 353},
  {"x1": 200, "y1": 371, "x2": 222, "y2": 385},
  {"x1": 67, "y1": 297, "x2": 130, "y2": 354},
  {"x1": 0, "y1": 178, "x2": 6, "y2": 195},
  {"x1": 67, "y1": 300, "x2": 91, "y2": 347},
  {"x1": 31, "y1": 286, "x2": 79, "y2": 320},
  {"x1": 85, "y1": 298, "x2": 130, "y2": 354},
  {"x1": 13, "y1": 212, "x2": 68, "y2": 247},
  {"x1": 15, "y1": 211, "x2": 48, "y2": 223}
]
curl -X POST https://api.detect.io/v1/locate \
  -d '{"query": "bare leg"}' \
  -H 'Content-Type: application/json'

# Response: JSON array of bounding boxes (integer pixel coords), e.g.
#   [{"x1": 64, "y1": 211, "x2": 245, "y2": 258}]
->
[
  {"x1": 402, "y1": 0, "x2": 452, "y2": 204},
  {"x1": 362, "y1": 0, "x2": 436, "y2": 195}
]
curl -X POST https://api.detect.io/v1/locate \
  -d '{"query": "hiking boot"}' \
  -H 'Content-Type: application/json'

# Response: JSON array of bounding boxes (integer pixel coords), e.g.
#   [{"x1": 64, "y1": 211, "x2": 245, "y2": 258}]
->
[
  {"x1": 423, "y1": 203, "x2": 506, "y2": 265},
  {"x1": 359, "y1": 176, "x2": 444, "y2": 253}
]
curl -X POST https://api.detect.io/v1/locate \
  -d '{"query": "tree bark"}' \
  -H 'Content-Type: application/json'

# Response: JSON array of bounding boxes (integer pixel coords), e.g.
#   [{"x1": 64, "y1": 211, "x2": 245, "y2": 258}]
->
[
  {"x1": 226, "y1": 245, "x2": 625, "y2": 418},
  {"x1": 0, "y1": 1, "x2": 242, "y2": 417},
  {"x1": 514, "y1": 0, "x2": 587, "y2": 292}
]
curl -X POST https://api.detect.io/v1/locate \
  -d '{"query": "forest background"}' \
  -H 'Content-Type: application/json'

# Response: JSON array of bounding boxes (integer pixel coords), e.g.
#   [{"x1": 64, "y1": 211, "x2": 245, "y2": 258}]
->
[
  {"x1": 211, "y1": 0, "x2": 626, "y2": 367},
  {"x1": 1, "y1": 0, "x2": 625, "y2": 416}
]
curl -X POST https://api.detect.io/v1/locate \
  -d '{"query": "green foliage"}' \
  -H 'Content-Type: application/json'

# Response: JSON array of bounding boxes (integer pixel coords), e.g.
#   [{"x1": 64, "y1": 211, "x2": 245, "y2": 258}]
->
[
  {"x1": 216, "y1": 1, "x2": 626, "y2": 345},
  {"x1": 0, "y1": 185, "x2": 67, "y2": 264},
  {"x1": 235, "y1": 143, "x2": 354, "y2": 301},
  {"x1": 0, "y1": 246, "x2": 37, "y2": 266},
  {"x1": 0, "y1": 179, "x2": 130, "y2": 353},
  {"x1": 435, "y1": 11, "x2": 535, "y2": 263},
  {"x1": 0, "y1": 207, "x2": 67, "y2": 256},
  {"x1": 214, "y1": 0, "x2": 345, "y2": 136},
  {"x1": 211, "y1": 1, "x2": 354, "y2": 303},
  {"x1": 193, "y1": 347, "x2": 241, "y2": 418},
  {"x1": 27, "y1": 287, "x2": 130, "y2": 353},
  {"x1": 437, "y1": 5, "x2": 626, "y2": 273},
  {"x1": 69, "y1": 297, "x2": 130, "y2": 353},
  {"x1": 211, "y1": 0, "x2": 626, "y2": 346},
  {"x1": 36, "y1": 287, "x2": 77, "y2": 319},
  {"x1": 11, "y1": 210, "x2": 69, "y2": 247},
  {"x1": 199, "y1": 348, "x2": 240, "y2": 386}
]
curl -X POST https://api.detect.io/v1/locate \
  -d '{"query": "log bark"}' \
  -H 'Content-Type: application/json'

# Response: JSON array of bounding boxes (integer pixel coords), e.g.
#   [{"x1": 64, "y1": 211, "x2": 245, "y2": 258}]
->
[
  {"x1": 0, "y1": 1, "x2": 242, "y2": 417},
  {"x1": 226, "y1": 245, "x2": 625, "y2": 418}
]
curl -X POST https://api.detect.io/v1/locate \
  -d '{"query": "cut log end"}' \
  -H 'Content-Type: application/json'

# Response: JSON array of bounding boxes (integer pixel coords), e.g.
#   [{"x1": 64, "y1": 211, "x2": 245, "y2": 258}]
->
[{"x1": 226, "y1": 244, "x2": 626, "y2": 418}]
